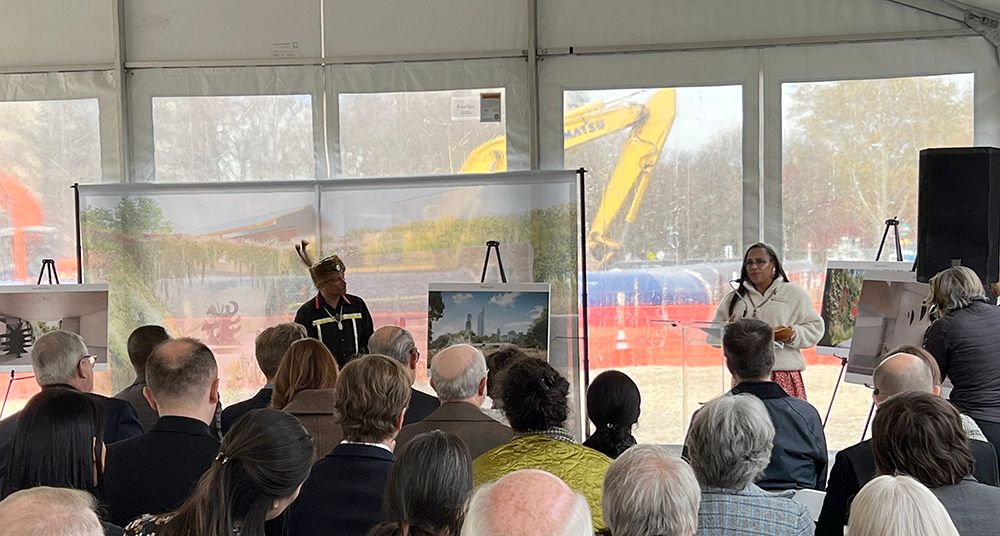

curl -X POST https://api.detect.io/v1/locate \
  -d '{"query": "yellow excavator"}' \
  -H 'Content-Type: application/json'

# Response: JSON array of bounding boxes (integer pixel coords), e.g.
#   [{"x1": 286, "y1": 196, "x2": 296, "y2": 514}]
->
[{"x1": 460, "y1": 88, "x2": 677, "y2": 268}]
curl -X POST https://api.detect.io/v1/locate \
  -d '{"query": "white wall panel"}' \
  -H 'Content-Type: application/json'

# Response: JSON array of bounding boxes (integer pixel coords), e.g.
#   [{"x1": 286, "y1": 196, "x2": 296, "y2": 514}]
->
[
  {"x1": 0, "y1": 0, "x2": 114, "y2": 68},
  {"x1": 539, "y1": 0, "x2": 967, "y2": 49},
  {"x1": 126, "y1": 0, "x2": 322, "y2": 62},
  {"x1": 324, "y1": 0, "x2": 528, "y2": 57}
]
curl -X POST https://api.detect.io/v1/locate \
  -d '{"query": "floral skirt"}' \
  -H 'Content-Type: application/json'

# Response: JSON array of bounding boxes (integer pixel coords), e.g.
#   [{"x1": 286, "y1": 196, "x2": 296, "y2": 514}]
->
[{"x1": 771, "y1": 370, "x2": 807, "y2": 401}]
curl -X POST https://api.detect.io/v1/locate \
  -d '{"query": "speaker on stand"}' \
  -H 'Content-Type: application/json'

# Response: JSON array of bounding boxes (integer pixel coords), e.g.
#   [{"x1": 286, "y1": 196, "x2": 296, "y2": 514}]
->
[{"x1": 916, "y1": 147, "x2": 1000, "y2": 292}]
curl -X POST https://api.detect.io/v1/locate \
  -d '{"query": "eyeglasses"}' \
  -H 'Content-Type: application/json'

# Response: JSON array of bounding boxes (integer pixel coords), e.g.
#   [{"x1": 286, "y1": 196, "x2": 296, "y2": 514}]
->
[
  {"x1": 79, "y1": 355, "x2": 97, "y2": 367},
  {"x1": 744, "y1": 259, "x2": 771, "y2": 267}
]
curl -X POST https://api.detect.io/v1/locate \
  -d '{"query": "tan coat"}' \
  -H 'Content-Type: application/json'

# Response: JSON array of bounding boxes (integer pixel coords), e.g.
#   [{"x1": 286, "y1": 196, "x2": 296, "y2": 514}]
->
[
  {"x1": 394, "y1": 401, "x2": 513, "y2": 459},
  {"x1": 282, "y1": 388, "x2": 343, "y2": 458}
]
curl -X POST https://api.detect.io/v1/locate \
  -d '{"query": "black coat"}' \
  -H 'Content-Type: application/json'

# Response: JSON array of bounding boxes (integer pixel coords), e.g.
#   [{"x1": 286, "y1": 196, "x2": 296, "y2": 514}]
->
[
  {"x1": 221, "y1": 387, "x2": 272, "y2": 434},
  {"x1": 102, "y1": 416, "x2": 219, "y2": 527},
  {"x1": 731, "y1": 381, "x2": 828, "y2": 491},
  {"x1": 285, "y1": 443, "x2": 394, "y2": 536},
  {"x1": 815, "y1": 438, "x2": 999, "y2": 536},
  {"x1": 924, "y1": 301, "x2": 1000, "y2": 423},
  {"x1": 294, "y1": 293, "x2": 374, "y2": 367},
  {"x1": 404, "y1": 388, "x2": 440, "y2": 426}
]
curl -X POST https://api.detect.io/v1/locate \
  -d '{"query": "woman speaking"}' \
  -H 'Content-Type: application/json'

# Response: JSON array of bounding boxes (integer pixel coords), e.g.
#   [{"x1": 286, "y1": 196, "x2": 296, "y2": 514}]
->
[{"x1": 713, "y1": 243, "x2": 824, "y2": 400}]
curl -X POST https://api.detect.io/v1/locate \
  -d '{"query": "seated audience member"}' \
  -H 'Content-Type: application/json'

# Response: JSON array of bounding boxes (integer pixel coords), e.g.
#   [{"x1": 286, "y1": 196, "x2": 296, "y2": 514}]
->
[
  {"x1": 114, "y1": 325, "x2": 171, "y2": 432},
  {"x1": 461, "y1": 469, "x2": 593, "y2": 536},
  {"x1": 723, "y1": 318, "x2": 826, "y2": 490},
  {"x1": 483, "y1": 347, "x2": 529, "y2": 424},
  {"x1": 124, "y1": 409, "x2": 313, "y2": 536},
  {"x1": 0, "y1": 487, "x2": 105, "y2": 536},
  {"x1": 103, "y1": 338, "x2": 222, "y2": 527},
  {"x1": 1, "y1": 387, "x2": 122, "y2": 536},
  {"x1": 394, "y1": 344, "x2": 512, "y2": 458},
  {"x1": 816, "y1": 350, "x2": 999, "y2": 536},
  {"x1": 848, "y1": 475, "x2": 959, "y2": 536},
  {"x1": 287, "y1": 354, "x2": 410, "y2": 536},
  {"x1": 270, "y1": 338, "x2": 341, "y2": 458},
  {"x1": 0, "y1": 331, "x2": 142, "y2": 483},
  {"x1": 583, "y1": 370, "x2": 640, "y2": 459},
  {"x1": 370, "y1": 430, "x2": 472, "y2": 536},
  {"x1": 896, "y1": 344, "x2": 988, "y2": 441},
  {"x1": 473, "y1": 358, "x2": 612, "y2": 532},
  {"x1": 602, "y1": 445, "x2": 699, "y2": 536},
  {"x1": 221, "y1": 323, "x2": 306, "y2": 433},
  {"x1": 686, "y1": 394, "x2": 813, "y2": 536},
  {"x1": 368, "y1": 326, "x2": 439, "y2": 425},
  {"x1": 872, "y1": 391, "x2": 1000, "y2": 536}
]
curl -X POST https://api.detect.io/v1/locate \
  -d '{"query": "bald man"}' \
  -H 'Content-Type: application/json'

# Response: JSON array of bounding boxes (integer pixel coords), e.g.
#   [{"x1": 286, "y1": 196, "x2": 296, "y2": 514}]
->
[
  {"x1": 393, "y1": 344, "x2": 512, "y2": 458},
  {"x1": 102, "y1": 338, "x2": 221, "y2": 526},
  {"x1": 0, "y1": 487, "x2": 104, "y2": 536},
  {"x1": 462, "y1": 469, "x2": 593, "y2": 536},
  {"x1": 816, "y1": 350, "x2": 1000, "y2": 536}
]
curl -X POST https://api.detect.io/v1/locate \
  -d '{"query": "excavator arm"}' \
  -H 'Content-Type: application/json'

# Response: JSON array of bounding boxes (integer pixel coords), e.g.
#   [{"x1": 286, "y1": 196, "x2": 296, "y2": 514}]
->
[
  {"x1": 460, "y1": 88, "x2": 677, "y2": 267},
  {"x1": 587, "y1": 89, "x2": 676, "y2": 267}
]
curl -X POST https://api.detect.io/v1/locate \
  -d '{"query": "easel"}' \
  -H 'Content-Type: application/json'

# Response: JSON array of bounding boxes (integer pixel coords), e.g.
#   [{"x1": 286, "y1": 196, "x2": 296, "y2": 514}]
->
[
  {"x1": 480, "y1": 241, "x2": 507, "y2": 284},
  {"x1": 823, "y1": 218, "x2": 902, "y2": 438},
  {"x1": 0, "y1": 260, "x2": 55, "y2": 419}
]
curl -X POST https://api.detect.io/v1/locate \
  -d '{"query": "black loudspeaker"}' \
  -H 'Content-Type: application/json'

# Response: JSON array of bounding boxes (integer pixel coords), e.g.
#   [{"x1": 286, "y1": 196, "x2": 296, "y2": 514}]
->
[{"x1": 917, "y1": 147, "x2": 1000, "y2": 284}]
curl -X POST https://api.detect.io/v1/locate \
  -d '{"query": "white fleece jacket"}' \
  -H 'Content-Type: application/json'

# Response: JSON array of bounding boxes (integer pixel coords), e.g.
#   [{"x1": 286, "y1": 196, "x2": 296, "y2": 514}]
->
[{"x1": 712, "y1": 279, "x2": 824, "y2": 372}]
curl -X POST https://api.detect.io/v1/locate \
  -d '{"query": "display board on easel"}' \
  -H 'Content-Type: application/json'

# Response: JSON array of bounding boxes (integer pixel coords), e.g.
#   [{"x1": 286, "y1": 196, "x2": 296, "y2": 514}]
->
[
  {"x1": 427, "y1": 282, "x2": 551, "y2": 363},
  {"x1": 845, "y1": 269, "x2": 932, "y2": 385},
  {"x1": 0, "y1": 284, "x2": 110, "y2": 372},
  {"x1": 817, "y1": 260, "x2": 912, "y2": 355}
]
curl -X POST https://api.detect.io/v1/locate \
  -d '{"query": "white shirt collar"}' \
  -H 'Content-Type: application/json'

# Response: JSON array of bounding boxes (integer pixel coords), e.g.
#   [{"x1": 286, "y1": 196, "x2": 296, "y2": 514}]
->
[{"x1": 340, "y1": 440, "x2": 392, "y2": 453}]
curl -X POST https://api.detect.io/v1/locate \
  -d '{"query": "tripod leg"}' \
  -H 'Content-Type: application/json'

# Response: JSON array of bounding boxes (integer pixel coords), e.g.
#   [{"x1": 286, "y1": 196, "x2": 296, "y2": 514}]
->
[
  {"x1": 875, "y1": 224, "x2": 891, "y2": 261},
  {"x1": 894, "y1": 225, "x2": 903, "y2": 262}
]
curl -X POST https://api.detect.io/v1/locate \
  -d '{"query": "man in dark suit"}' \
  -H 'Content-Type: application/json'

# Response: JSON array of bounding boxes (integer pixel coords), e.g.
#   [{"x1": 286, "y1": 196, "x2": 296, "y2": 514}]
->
[
  {"x1": 221, "y1": 322, "x2": 306, "y2": 433},
  {"x1": 113, "y1": 325, "x2": 170, "y2": 432},
  {"x1": 815, "y1": 351, "x2": 1000, "y2": 536},
  {"x1": 724, "y1": 319, "x2": 827, "y2": 491},
  {"x1": 0, "y1": 330, "x2": 143, "y2": 484},
  {"x1": 286, "y1": 354, "x2": 410, "y2": 536},
  {"x1": 102, "y1": 338, "x2": 222, "y2": 526},
  {"x1": 367, "y1": 326, "x2": 439, "y2": 425},
  {"x1": 395, "y1": 344, "x2": 512, "y2": 458}
]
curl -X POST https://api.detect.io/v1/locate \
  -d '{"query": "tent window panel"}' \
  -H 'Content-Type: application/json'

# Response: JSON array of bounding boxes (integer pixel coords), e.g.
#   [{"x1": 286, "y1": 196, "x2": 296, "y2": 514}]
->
[
  {"x1": 152, "y1": 95, "x2": 315, "y2": 182},
  {"x1": 564, "y1": 85, "x2": 743, "y2": 446},
  {"x1": 338, "y1": 88, "x2": 507, "y2": 178},
  {"x1": 781, "y1": 72, "x2": 974, "y2": 450}
]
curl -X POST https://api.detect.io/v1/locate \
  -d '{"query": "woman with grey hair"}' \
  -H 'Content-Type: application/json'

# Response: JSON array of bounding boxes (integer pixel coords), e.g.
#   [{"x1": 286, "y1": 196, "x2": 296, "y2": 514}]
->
[
  {"x1": 923, "y1": 265, "x2": 1000, "y2": 450},
  {"x1": 685, "y1": 394, "x2": 813, "y2": 536},
  {"x1": 848, "y1": 475, "x2": 959, "y2": 536}
]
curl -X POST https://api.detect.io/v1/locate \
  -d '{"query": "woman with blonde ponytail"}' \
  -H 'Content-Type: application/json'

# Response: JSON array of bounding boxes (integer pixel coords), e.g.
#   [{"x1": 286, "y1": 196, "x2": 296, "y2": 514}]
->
[{"x1": 123, "y1": 409, "x2": 314, "y2": 536}]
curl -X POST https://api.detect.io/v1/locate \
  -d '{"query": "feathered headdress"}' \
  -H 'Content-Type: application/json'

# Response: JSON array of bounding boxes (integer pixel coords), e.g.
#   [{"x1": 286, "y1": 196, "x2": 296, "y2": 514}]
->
[{"x1": 295, "y1": 240, "x2": 345, "y2": 288}]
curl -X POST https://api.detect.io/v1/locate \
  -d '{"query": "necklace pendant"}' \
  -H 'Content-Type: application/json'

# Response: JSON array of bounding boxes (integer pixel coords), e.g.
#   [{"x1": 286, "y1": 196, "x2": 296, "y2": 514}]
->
[{"x1": 337, "y1": 320, "x2": 343, "y2": 330}]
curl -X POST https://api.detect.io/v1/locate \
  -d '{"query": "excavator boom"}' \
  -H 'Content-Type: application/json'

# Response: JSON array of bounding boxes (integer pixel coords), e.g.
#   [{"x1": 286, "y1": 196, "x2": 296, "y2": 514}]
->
[{"x1": 460, "y1": 88, "x2": 678, "y2": 266}]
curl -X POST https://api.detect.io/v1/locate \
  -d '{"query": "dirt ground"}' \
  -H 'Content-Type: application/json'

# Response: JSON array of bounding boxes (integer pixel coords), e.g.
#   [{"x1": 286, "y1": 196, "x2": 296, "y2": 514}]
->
[{"x1": 591, "y1": 363, "x2": 874, "y2": 450}]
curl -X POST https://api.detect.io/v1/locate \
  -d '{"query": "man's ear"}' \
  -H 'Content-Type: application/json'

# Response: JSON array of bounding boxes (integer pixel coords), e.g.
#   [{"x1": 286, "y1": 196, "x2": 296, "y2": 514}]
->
[
  {"x1": 408, "y1": 349, "x2": 419, "y2": 371},
  {"x1": 395, "y1": 407, "x2": 407, "y2": 432},
  {"x1": 209, "y1": 378, "x2": 221, "y2": 405},
  {"x1": 932, "y1": 385, "x2": 943, "y2": 397},
  {"x1": 478, "y1": 376, "x2": 487, "y2": 397},
  {"x1": 142, "y1": 386, "x2": 160, "y2": 413}
]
